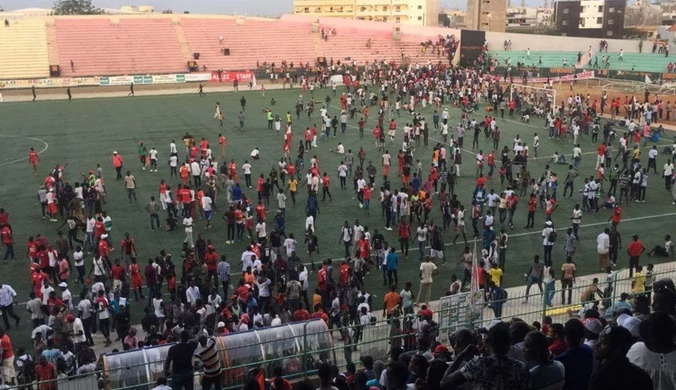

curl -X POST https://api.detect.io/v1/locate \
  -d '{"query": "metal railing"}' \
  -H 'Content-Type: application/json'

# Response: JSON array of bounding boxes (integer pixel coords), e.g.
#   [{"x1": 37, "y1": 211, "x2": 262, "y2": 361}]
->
[{"x1": 9, "y1": 264, "x2": 676, "y2": 390}]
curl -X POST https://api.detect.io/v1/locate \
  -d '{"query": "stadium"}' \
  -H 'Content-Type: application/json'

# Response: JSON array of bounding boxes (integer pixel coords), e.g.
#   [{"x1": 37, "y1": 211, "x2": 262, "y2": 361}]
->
[{"x1": 0, "y1": 2, "x2": 675, "y2": 390}]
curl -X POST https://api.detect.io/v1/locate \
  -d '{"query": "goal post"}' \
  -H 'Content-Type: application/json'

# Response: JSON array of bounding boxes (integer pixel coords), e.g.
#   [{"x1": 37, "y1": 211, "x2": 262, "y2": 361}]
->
[{"x1": 509, "y1": 83, "x2": 557, "y2": 117}]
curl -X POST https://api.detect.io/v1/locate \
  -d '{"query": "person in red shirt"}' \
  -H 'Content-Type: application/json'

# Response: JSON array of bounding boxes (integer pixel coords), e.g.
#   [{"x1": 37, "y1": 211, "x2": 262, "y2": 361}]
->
[
  {"x1": 398, "y1": 220, "x2": 410, "y2": 258},
  {"x1": 0, "y1": 328, "x2": 15, "y2": 385},
  {"x1": 358, "y1": 237, "x2": 370, "y2": 261},
  {"x1": 98, "y1": 235, "x2": 110, "y2": 258},
  {"x1": 1, "y1": 224, "x2": 14, "y2": 260},
  {"x1": 204, "y1": 246, "x2": 219, "y2": 286},
  {"x1": 111, "y1": 258, "x2": 126, "y2": 292},
  {"x1": 293, "y1": 307, "x2": 310, "y2": 321},
  {"x1": 526, "y1": 193, "x2": 537, "y2": 228},
  {"x1": 627, "y1": 234, "x2": 646, "y2": 277},
  {"x1": 35, "y1": 355, "x2": 57, "y2": 390},
  {"x1": 94, "y1": 217, "x2": 106, "y2": 241},
  {"x1": 476, "y1": 175, "x2": 487, "y2": 188},
  {"x1": 608, "y1": 204, "x2": 622, "y2": 227},
  {"x1": 321, "y1": 173, "x2": 332, "y2": 201},
  {"x1": 254, "y1": 201, "x2": 266, "y2": 221},
  {"x1": 29, "y1": 147, "x2": 40, "y2": 175},
  {"x1": 32, "y1": 268, "x2": 50, "y2": 299}
]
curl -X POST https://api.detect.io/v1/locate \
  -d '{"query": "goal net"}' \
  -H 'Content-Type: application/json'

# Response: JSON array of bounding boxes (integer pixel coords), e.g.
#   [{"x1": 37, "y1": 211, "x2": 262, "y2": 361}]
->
[{"x1": 508, "y1": 83, "x2": 557, "y2": 117}]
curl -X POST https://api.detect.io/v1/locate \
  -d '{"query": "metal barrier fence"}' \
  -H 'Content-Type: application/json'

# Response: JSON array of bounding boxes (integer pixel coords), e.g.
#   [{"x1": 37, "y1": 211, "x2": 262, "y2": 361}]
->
[{"x1": 8, "y1": 264, "x2": 676, "y2": 390}]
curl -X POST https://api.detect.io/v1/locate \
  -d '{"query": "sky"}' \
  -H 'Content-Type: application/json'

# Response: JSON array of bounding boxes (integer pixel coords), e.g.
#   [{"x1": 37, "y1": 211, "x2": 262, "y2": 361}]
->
[{"x1": 3, "y1": 0, "x2": 470, "y2": 16}]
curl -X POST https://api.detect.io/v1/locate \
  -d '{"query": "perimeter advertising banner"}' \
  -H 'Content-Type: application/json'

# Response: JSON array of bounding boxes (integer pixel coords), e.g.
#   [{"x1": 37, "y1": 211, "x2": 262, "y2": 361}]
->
[
  {"x1": 459, "y1": 29, "x2": 486, "y2": 67},
  {"x1": 209, "y1": 70, "x2": 256, "y2": 85},
  {"x1": 0, "y1": 76, "x2": 100, "y2": 89}
]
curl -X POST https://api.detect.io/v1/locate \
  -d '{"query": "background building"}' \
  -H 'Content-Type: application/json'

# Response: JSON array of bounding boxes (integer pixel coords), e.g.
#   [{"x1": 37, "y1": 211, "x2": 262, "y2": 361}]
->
[
  {"x1": 466, "y1": 0, "x2": 507, "y2": 32},
  {"x1": 293, "y1": 0, "x2": 440, "y2": 26},
  {"x1": 554, "y1": 0, "x2": 625, "y2": 37}
]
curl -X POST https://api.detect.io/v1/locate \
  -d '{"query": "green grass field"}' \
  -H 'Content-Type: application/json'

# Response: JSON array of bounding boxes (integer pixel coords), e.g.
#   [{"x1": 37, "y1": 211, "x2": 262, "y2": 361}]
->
[{"x1": 0, "y1": 85, "x2": 674, "y2": 348}]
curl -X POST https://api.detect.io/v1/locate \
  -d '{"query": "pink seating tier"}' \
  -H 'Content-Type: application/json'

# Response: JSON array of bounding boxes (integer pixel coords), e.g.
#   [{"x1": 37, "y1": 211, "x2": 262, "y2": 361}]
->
[
  {"x1": 318, "y1": 25, "x2": 446, "y2": 66},
  {"x1": 181, "y1": 19, "x2": 317, "y2": 71},
  {"x1": 55, "y1": 18, "x2": 187, "y2": 77}
]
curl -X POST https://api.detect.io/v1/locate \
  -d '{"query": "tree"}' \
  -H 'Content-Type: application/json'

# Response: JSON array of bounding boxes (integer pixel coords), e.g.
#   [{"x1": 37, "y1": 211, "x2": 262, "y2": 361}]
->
[
  {"x1": 52, "y1": 0, "x2": 103, "y2": 15},
  {"x1": 161, "y1": 9, "x2": 173, "y2": 14}
]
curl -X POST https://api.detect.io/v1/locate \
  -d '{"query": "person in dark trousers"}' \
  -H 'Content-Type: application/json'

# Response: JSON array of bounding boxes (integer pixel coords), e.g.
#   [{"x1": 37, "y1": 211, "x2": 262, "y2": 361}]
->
[
  {"x1": 67, "y1": 87, "x2": 72, "y2": 101},
  {"x1": 32, "y1": 85, "x2": 36, "y2": 102},
  {"x1": 198, "y1": 84, "x2": 205, "y2": 97},
  {"x1": 240, "y1": 96, "x2": 246, "y2": 112},
  {"x1": 164, "y1": 330, "x2": 197, "y2": 390},
  {"x1": 128, "y1": 82, "x2": 134, "y2": 97},
  {"x1": 590, "y1": 325, "x2": 653, "y2": 390}
]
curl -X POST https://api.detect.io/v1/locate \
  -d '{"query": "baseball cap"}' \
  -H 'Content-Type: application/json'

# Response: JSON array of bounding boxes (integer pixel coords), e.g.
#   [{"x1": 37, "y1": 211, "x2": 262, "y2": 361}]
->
[
  {"x1": 584, "y1": 319, "x2": 603, "y2": 335},
  {"x1": 217, "y1": 321, "x2": 226, "y2": 328},
  {"x1": 58, "y1": 282, "x2": 68, "y2": 288},
  {"x1": 434, "y1": 345, "x2": 449, "y2": 354},
  {"x1": 66, "y1": 314, "x2": 75, "y2": 323},
  {"x1": 545, "y1": 221, "x2": 553, "y2": 226},
  {"x1": 419, "y1": 308, "x2": 433, "y2": 318},
  {"x1": 620, "y1": 316, "x2": 641, "y2": 338},
  {"x1": 616, "y1": 313, "x2": 631, "y2": 326}
]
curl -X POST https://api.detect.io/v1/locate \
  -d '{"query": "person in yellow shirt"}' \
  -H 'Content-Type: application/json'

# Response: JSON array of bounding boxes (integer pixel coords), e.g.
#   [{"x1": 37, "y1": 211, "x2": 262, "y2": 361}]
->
[
  {"x1": 287, "y1": 177, "x2": 298, "y2": 205},
  {"x1": 632, "y1": 265, "x2": 646, "y2": 293},
  {"x1": 312, "y1": 288, "x2": 322, "y2": 309},
  {"x1": 488, "y1": 263, "x2": 503, "y2": 287}
]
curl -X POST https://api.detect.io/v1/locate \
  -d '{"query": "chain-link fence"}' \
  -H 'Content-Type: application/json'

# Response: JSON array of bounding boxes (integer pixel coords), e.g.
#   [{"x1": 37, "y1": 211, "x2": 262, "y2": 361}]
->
[{"x1": 7, "y1": 263, "x2": 675, "y2": 390}]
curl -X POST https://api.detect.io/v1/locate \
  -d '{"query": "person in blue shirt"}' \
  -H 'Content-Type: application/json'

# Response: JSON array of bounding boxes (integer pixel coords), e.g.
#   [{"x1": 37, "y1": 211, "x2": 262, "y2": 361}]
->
[
  {"x1": 411, "y1": 174, "x2": 421, "y2": 193},
  {"x1": 555, "y1": 318, "x2": 594, "y2": 390},
  {"x1": 232, "y1": 184, "x2": 242, "y2": 203},
  {"x1": 386, "y1": 247, "x2": 399, "y2": 287}
]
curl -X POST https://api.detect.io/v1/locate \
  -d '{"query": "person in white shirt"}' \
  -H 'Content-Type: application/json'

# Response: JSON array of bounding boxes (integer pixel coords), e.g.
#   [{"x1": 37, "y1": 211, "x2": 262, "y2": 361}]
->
[
  {"x1": 277, "y1": 190, "x2": 287, "y2": 215},
  {"x1": 283, "y1": 235, "x2": 297, "y2": 257},
  {"x1": 663, "y1": 159, "x2": 674, "y2": 190},
  {"x1": 186, "y1": 279, "x2": 200, "y2": 307},
  {"x1": 190, "y1": 161, "x2": 201, "y2": 187},
  {"x1": 183, "y1": 216, "x2": 194, "y2": 248},
  {"x1": 332, "y1": 143, "x2": 345, "y2": 154},
  {"x1": 201, "y1": 195, "x2": 213, "y2": 228},
  {"x1": 255, "y1": 221, "x2": 267, "y2": 243},
  {"x1": 596, "y1": 228, "x2": 610, "y2": 271},
  {"x1": 250, "y1": 147, "x2": 260, "y2": 160},
  {"x1": 0, "y1": 283, "x2": 19, "y2": 329}
]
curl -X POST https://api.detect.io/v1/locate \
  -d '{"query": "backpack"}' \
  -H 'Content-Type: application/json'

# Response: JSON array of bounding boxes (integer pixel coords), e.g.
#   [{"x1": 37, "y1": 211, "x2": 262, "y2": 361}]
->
[
  {"x1": 17, "y1": 355, "x2": 35, "y2": 382},
  {"x1": 548, "y1": 230, "x2": 557, "y2": 243}
]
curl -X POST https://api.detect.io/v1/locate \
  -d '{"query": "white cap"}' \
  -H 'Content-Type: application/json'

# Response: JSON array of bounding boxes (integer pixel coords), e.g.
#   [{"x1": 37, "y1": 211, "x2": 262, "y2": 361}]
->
[
  {"x1": 113, "y1": 151, "x2": 118, "y2": 154},
  {"x1": 545, "y1": 221, "x2": 553, "y2": 226},
  {"x1": 217, "y1": 321, "x2": 226, "y2": 328},
  {"x1": 101, "y1": 234, "x2": 108, "y2": 239},
  {"x1": 58, "y1": 282, "x2": 68, "y2": 288}
]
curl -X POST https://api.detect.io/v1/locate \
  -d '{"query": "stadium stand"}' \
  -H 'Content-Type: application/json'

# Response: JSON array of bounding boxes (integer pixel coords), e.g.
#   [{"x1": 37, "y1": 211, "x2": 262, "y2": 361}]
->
[
  {"x1": 493, "y1": 51, "x2": 584, "y2": 69},
  {"x1": 181, "y1": 18, "x2": 317, "y2": 71},
  {"x1": 54, "y1": 18, "x2": 186, "y2": 77},
  {"x1": 596, "y1": 52, "x2": 672, "y2": 73},
  {"x1": 0, "y1": 18, "x2": 50, "y2": 80}
]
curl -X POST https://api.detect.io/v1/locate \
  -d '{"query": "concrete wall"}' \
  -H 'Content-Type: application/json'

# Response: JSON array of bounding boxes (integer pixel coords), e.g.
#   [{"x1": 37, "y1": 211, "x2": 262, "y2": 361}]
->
[{"x1": 484, "y1": 31, "x2": 643, "y2": 53}]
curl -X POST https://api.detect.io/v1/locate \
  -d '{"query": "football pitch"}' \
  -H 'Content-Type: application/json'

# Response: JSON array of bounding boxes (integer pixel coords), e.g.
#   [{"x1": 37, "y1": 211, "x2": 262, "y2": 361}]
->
[{"x1": 0, "y1": 85, "x2": 674, "y2": 347}]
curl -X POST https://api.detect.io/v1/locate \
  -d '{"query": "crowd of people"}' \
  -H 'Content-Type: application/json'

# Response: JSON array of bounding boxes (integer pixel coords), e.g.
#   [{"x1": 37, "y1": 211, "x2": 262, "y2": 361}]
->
[{"x1": 0, "y1": 46, "x2": 675, "y2": 390}]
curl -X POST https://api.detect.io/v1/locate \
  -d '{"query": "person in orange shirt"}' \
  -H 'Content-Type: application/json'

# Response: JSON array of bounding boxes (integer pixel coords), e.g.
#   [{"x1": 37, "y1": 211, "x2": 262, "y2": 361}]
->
[
  {"x1": 179, "y1": 164, "x2": 190, "y2": 185},
  {"x1": 382, "y1": 285, "x2": 400, "y2": 319},
  {"x1": 112, "y1": 151, "x2": 123, "y2": 180},
  {"x1": 218, "y1": 134, "x2": 226, "y2": 159},
  {"x1": 362, "y1": 184, "x2": 372, "y2": 214},
  {"x1": 29, "y1": 147, "x2": 40, "y2": 175}
]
